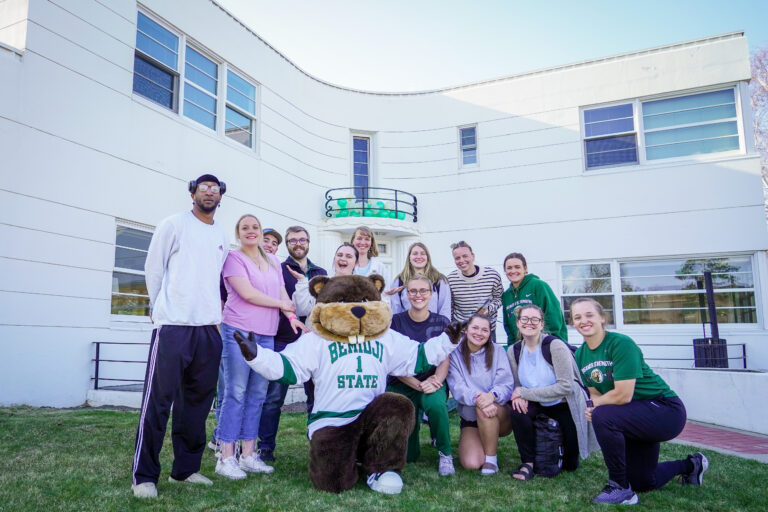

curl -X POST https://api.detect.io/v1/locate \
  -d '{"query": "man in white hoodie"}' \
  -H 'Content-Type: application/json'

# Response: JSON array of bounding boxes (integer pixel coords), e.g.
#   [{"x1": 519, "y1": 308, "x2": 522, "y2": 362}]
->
[{"x1": 131, "y1": 174, "x2": 229, "y2": 499}]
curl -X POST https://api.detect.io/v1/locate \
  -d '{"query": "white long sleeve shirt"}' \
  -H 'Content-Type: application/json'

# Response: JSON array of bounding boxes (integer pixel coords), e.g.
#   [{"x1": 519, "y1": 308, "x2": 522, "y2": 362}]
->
[{"x1": 144, "y1": 210, "x2": 229, "y2": 326}]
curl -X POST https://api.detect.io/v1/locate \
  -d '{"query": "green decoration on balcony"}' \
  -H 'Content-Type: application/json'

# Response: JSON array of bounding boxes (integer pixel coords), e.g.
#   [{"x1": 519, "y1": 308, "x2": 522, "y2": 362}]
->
[
  {"x1": 336, "y1": 199, "x2": 349, "y2": 217},
  {"x1": 397, "y1": 211, "x2": 406, "y2": 220}
]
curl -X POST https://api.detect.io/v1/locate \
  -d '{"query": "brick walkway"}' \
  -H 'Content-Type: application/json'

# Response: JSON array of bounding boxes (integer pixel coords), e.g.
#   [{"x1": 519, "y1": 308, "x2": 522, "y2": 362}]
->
[{"x1": 673, "y1": 422, "x2": 768, "y2": 461}]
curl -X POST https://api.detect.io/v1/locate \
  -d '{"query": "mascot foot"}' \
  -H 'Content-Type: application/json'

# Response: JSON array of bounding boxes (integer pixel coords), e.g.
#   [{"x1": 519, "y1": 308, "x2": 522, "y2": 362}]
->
[{"x1": 366, "y1": 471, "x2": 403, "y2": 494}]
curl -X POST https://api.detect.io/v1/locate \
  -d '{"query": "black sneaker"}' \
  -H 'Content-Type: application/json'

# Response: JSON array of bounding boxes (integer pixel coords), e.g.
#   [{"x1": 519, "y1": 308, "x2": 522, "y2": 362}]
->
[
  {"x1": 681, "y1": 452, "x2": 709, "y2": 486},
  {"x1": 592, "y1": 480, "x2": 638, "y2": 505},
  {"x1": 259, "y1": 449, "x2": 275, "y2": 462}
]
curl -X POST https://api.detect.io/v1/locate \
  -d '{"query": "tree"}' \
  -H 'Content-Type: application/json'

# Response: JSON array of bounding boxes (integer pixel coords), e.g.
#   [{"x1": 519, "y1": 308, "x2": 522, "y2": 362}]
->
[{"x1": 750, "y1": 46, "x2": 768, "y2": 217}]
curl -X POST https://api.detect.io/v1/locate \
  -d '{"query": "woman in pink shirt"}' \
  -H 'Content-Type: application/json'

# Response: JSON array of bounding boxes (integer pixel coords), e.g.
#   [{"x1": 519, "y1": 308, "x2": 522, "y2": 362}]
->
[{"x1": 215, "y1": 214, "x2": 306, "y2": 480}]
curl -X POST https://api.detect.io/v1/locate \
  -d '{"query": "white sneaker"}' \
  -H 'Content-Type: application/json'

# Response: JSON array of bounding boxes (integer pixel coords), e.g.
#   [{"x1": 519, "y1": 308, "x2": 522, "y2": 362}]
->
[
  {"x1": 131, "y1": 482, "x2": 157, "y2": 498},
  {"x1": 239, "y1": 453, "x2": 275, "y2": 474},
  {"x1": 438, "y1": 452, "x2": 455, "y2": 476},
  {"x1": 366, "y1": 471, "x2": 403, "y2": 494},
  {"x1": 215, "y1": 456, "x2": 247, "y2": 480},
  {"x1": 168, "y1": 472, "x2": 213, "y2": 485}
]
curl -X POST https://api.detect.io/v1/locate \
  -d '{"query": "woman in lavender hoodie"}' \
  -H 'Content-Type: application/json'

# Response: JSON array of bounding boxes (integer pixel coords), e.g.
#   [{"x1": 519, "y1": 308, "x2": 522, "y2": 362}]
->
[{"x1": 446, "y1": 314, "x2": 515, "y2": 475}]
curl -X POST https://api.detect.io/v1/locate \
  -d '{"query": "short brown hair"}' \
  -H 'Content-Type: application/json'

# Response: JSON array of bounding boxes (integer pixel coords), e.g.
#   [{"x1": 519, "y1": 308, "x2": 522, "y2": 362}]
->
[{"x1": 285, "y1": 225, "x2": 309, "y2": 243}]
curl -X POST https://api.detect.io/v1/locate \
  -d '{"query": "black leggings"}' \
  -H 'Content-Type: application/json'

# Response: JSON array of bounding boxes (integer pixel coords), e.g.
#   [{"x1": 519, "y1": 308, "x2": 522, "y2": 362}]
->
[
  {"x1": 508, "y1": 400, "x2": 580, "y2": 471},
  {"x1": 591, "y1": 396, "x2": 688, "y2": 491}
]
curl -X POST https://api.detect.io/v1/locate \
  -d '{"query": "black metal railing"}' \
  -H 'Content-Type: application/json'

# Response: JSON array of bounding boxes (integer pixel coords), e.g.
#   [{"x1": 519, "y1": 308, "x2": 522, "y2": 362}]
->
[
  {"x1": 325, "y1": 187, "x2": 417, "y2": 222},
  {"x1": 92, "y1": 341, "x2": 149, "y2": 390}
]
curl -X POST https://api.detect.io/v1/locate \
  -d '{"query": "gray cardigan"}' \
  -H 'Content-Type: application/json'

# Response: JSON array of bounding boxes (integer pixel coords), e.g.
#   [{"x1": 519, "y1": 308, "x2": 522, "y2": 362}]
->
[{"x1": 508, "y1": 337, "x2": 600, "y2": 460}]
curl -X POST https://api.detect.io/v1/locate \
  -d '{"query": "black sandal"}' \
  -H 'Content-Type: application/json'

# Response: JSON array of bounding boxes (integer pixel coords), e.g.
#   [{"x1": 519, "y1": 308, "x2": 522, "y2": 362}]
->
[{"x1": 512, "y1": 463, "x2": 534, "y2": 481}]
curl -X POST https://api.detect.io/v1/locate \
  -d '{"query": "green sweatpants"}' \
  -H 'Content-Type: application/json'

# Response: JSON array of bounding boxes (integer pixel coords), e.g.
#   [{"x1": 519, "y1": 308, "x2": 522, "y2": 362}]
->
[{"x1": 387, "y1": 380, "x2": 451, "y2": 461}]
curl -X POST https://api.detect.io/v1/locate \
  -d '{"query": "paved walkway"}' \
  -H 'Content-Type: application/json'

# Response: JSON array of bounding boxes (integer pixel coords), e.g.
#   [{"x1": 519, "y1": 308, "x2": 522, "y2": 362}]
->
[{"x1": 671, "y1": 421, "x2": 768, "y2": 463}]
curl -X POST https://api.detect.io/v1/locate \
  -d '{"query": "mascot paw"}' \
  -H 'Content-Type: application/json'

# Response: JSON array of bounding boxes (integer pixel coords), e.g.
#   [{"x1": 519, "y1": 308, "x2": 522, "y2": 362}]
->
[
  {"x1": 233, "y1": 330, "x2": 258, "y2": 361},
  {"x1": 444, "y1": 321, "x2": 467, "y2": 345}
]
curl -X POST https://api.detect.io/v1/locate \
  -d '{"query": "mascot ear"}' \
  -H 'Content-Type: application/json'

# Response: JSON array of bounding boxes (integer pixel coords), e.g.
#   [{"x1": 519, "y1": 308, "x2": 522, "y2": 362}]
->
[
  {"x1": 309, "y1": 276, "x2": 329, "y2": 298},
  {"x1": 368, "y1": 274, "x2": 385, "y2": 293}
]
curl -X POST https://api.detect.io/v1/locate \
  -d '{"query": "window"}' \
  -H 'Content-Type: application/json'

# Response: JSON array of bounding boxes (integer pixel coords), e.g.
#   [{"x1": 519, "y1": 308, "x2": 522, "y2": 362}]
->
[
  {"x1": 111, "y1": 225, "x2": 152, "y2": 317},
  {"x1": 459, "y1": 126, "x2": 477, "y2": 165},
  {"x1": 353, "y1": 136, "x2": 370, "y2": 200},
  {"x1": 132, "y1": 11, "x2": 260, "y2": 147},
  {"x1": 583, "y1": 103, "x2": 638, "y2": 169},
  {"x1": 582, "y1": 88, "x2": 741, "y2": 170},
  {"x1": 183, "y1": 46, "x2": 218, "y2": 130},
  {"x1": 133, "y1": 12, "x2": 179, "y2": 110},
  {"x1": 225, "y1": 69, "x2": 256, "y2": 147},
  {"x1": 561, "y1": 263, "x2": 616, "y2": 325},
  {"x1": 560, "y1": 255, "x2": 757, "y2": 327},
  {"x1": 642, "y1": 89, "x2": 739, "y2": 160}
]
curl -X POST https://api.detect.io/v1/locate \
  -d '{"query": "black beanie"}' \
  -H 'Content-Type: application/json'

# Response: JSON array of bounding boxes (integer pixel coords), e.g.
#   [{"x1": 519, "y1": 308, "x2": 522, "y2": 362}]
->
[{"x1": 194, "y1": 173, "x2": 221, "y2": 187}]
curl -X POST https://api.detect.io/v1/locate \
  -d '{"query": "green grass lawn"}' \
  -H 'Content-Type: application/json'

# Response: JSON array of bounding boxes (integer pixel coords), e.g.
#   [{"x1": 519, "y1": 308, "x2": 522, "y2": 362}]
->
[{"x1": 0, "y1": 407, "x2": 766, "y2": 511}]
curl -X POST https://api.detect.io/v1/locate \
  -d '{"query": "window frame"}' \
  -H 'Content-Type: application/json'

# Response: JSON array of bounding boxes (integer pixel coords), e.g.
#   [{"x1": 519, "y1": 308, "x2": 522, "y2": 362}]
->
[
  {"x1": 458, "y1": 124, "x2": 478, "y2": 167},
  {"x1": 132, "y1": 9, "x2": 260, "y2": 152},
  {"x1": 182, "y1": 43, "x2": 220, "y2": 131},
  {"x1": 351, "y1": 132, "x2": 374, "y2": 200},
  {"x1": 581, "y1": 84, "x2": 745, "y2": 172},
  {"x1": 559, "y1": 252, "x2": 760, "y2": 332},
  {"x1": 110, "y1": 221, "x2": 154, "y2": 320},
  {"x1": 133, "y1": 11, "x2": 180, "y2": 112},
  {"x1": 582, "y1": 101, "x2": 639, "y2": 170}
]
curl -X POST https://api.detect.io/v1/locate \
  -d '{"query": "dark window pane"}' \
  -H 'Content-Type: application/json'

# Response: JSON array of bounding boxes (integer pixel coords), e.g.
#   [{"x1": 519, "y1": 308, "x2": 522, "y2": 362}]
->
[
  {"x1": 353, "y1": 137, "x2": 369, "y2": 151},
  {"x1": 116, "y1": 226, "x2": 152, "y2": 251},
  {"x1": 584, "y1": 103, "x2": 633, "y2": 124},
  {"x1": 114, "y1": 247, "x2": 146, "y2": 271},
  {"x1": 133, "y1": 74, "x2": 173, "y2": 109},
  {"x1": 353, "y1": 162, "x2": 368, "y2": 175},
  {"x1": 586, "y1": 148, "x2": 638, "y2": 168},
  {"x1": 586, "y1": 135, "x2": 637, "y2": 152},
  {"x1": 134, "y1": 55, "x2": 174, "y2": 89},
  {"x1": 111, "y1": 294, "x2": 150, "y2": 316},
  {"x1": 463, "y1": 149, "x2": 477, "y2": 164},
  {"x1": 354, "y1": 174, "x2": 368, "y2": 188},
  {"x1": 112, "y1": 272, "x2": 148, "y2": 295}
]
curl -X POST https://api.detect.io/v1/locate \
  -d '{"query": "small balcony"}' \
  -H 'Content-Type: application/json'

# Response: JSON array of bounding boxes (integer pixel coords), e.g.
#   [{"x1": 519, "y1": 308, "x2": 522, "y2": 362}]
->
[{"x1": 323, "y1": 187, "x2": 419, "y2": 235}]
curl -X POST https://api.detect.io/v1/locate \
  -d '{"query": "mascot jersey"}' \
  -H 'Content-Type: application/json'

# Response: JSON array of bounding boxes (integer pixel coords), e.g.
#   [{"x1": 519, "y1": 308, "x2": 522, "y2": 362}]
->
[{"x1": 245, "y1": 330, "x2": 457, "y2": 439}]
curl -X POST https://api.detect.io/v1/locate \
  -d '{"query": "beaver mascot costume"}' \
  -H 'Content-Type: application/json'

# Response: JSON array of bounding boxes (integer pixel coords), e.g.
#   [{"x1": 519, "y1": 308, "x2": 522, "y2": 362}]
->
[{"x1": 234, "y1": 273, "x2": 463, "y2": 494}]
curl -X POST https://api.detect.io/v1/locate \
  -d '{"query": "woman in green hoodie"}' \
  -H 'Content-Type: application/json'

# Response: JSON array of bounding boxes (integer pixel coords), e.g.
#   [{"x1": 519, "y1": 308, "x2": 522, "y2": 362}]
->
[{"x1": 501, "y1": 252, "x2": 567, "y2": 344}]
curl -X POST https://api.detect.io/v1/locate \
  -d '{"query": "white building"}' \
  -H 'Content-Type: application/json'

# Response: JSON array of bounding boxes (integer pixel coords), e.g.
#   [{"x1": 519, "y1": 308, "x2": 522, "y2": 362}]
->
[{"x1": 2, "y1": 0, "x2": 767, "y2": 408}]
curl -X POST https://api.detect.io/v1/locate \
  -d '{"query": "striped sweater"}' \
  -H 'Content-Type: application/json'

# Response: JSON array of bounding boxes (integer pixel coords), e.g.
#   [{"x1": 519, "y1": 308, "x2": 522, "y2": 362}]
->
[{"x1": 447, "y1": 266, "x2": 503, "y2": 327}]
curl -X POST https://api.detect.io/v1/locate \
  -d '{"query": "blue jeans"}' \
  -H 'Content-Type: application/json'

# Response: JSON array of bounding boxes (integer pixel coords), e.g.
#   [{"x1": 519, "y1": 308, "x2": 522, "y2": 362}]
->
[
  {"x1": 217, "y1": 323, "x2": 273, "y2": 443},
  {"x1": 258, "y1": 340, "x2": 290, "y2": 453}
]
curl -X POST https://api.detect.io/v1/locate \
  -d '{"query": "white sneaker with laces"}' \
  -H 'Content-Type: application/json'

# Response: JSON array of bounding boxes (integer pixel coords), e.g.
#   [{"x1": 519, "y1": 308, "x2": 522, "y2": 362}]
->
[
  {"x1": 239, "y1": 453, "x2": 275, "y2": 474},
  {"x1": 215, "y1": 456, "x2": 247, "y2": 480},
  {"x1": 367, "y1": 471, "x2": 403, "y2": 494},
  {"x1": 438, "y1": 452, "x2": 455, "y2": 476},
  {"x1": 168, "y1": 472, "x2": 213, "y2": 485}
]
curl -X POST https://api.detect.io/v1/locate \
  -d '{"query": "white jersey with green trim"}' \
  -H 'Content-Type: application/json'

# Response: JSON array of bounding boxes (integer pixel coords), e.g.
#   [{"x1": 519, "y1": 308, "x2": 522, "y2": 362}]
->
[{"x1": 245, "y1": 330, "x2": 457, "y2": 438}]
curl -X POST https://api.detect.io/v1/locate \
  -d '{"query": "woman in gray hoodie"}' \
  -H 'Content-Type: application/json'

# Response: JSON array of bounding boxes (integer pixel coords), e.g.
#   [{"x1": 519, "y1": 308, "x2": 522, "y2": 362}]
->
[{"x1": 446, "y1": 314, "x2": 515, "y2": 476}]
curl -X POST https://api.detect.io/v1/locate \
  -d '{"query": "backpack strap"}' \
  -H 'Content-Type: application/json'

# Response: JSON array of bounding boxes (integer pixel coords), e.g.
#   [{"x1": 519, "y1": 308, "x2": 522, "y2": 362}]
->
[
  {"x1": 513, "y1": 341, "x2": 523, "y2": 365},
  {"x1": 397, "y1": 276, "x2": 405, "y2": 310},
  {"x1": 540, "y1": 335, "x2": 557, "y2": 366}
]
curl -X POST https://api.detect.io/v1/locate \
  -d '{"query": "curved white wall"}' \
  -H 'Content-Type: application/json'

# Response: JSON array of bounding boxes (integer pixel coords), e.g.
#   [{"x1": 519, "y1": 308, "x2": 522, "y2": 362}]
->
[{"x1": 1, "y1": 0, "x2": 766, "y2": 406}]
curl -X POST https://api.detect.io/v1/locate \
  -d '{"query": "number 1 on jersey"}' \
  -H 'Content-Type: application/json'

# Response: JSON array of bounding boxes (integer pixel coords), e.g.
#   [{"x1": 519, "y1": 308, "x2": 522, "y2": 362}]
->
[{"x1": 356, "y1": 356, "x2": 362, "y2": 373}]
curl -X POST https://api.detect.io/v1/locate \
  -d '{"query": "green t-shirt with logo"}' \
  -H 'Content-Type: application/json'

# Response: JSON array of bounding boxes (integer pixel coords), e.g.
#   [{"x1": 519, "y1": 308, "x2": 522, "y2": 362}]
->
[{"x1": 575, "y1": 331, "x2": 676, "y2": 400}]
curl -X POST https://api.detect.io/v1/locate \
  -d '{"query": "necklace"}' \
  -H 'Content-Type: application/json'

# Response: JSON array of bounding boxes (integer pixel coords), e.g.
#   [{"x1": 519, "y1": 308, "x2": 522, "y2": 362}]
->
[{"x1": 241, "y1": 249, "x2": 268, "y2": 271}]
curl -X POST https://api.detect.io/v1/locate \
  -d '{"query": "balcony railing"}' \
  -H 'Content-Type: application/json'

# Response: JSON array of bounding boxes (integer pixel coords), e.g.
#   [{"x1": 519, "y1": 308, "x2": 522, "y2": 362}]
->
[{"x1": 325, "y1": 187, "x2": 417, "y2": 222}]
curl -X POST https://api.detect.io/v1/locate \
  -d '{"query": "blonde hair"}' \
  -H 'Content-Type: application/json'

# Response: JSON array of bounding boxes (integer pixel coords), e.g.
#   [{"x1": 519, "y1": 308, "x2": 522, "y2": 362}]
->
[
  {"x1": 569, "y1": 297, "x2": 607, "y2": 325},
  {"x1": 397, "y1": 242, "x2": 446, "y2": 287},
  {"x1": 351, "y1": 226, "x2": 378, "y2": 258},
  {"x1": 235, "y1": 214, "x2": 276, "y2": 270}
]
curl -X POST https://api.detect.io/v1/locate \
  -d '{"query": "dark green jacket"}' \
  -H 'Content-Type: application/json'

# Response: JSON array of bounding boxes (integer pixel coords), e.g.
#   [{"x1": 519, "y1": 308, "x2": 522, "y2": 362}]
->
[{"x1": 501, "y1": 273, "x2": 567, "y2": 344}]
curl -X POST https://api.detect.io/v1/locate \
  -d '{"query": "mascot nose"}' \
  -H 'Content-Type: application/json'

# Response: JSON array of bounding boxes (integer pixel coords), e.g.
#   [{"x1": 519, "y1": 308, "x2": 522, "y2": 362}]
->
[{"x1": 350, "y1": 306, "x2": 367, "y2": 319}]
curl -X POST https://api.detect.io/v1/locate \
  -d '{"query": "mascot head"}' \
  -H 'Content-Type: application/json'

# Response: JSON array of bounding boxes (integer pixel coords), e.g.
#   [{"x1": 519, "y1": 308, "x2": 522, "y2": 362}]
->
[{"x1": 307, "y1": 274, "x2": 391, "y2": 344}]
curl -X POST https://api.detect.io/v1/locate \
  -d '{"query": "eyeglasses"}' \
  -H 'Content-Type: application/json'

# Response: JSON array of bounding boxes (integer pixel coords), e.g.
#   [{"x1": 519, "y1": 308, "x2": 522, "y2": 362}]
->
[
  {"x1": 519, "y1": 316, "x2": 542, "y2": 325},
  {"x1": 197, "y1": 184, "x2": 221, "y2": 194},
  {"x1": 286, "y1": 238, "x2": 309, "y2": 246},
  {"x1": 407, "y1": 288, "x2": 431, "y2": 297}
]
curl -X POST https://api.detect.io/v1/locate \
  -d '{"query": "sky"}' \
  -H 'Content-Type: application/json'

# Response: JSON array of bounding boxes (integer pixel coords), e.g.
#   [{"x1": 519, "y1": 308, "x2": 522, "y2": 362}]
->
[{"x1": 216, "y1": 0, "x2": 768, "y2": 93}]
